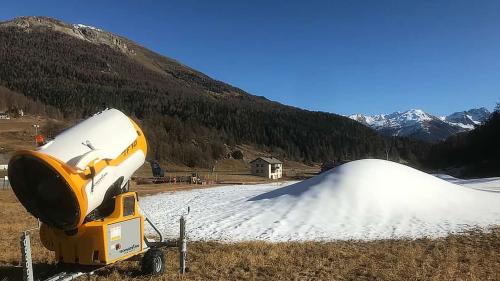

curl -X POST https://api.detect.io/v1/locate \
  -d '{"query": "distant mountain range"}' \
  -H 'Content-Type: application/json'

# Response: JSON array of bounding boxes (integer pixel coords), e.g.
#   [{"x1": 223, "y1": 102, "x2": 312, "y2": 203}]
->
[{"x1": 349, "y1": 108, "x2": 491, "y2": 143}]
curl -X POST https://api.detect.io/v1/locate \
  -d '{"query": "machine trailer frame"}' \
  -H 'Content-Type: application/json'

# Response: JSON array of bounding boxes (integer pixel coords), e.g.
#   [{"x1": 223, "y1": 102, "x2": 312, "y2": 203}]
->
[{"x1": 20, "y1": 213, "x2": 188, "y2": 281}]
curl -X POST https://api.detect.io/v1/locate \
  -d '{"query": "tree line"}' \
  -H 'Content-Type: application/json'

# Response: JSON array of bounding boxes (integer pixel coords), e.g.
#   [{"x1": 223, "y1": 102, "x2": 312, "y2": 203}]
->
[{"x1": 425, "y1": 103, "x2": 500, "y2": 177}]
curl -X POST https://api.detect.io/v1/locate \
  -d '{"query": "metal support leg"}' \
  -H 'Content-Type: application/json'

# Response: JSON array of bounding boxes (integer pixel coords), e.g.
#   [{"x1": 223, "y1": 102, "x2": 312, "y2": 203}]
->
[
  {"x1": 21, "y1": 232, "x2": 34, "y2": 281},
  {"x1": 179, "y1": 216, "x2": 187, "y2": 274}
]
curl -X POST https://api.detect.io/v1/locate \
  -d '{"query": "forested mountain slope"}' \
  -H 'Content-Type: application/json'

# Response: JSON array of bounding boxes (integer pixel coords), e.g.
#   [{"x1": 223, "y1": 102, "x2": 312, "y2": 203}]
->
[
  {"x1": 427, "y1": 105, "x2": 500, "y2": 177},
  {"x1": 0, "y1": 16, "x2": 427, "y2": 167}
]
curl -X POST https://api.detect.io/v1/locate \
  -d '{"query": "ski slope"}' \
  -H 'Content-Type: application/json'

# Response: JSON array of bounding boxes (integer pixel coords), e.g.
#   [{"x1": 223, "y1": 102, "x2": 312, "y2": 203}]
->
[{"x1": 140, "y1": 159, "x2": 500, "y2": 242}]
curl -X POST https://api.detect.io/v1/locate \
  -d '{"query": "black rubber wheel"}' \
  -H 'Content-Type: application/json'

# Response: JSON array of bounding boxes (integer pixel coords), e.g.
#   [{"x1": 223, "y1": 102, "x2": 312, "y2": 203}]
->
[{"x1": 141, "y1": 248, "x2": 165, "y2": 275}]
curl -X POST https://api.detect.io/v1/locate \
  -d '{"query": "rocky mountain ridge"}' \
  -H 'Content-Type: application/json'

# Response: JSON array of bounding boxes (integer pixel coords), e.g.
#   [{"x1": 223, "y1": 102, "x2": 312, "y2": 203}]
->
[{"x1": 349, "y1": 108, "x2": 490, "y2": 143}]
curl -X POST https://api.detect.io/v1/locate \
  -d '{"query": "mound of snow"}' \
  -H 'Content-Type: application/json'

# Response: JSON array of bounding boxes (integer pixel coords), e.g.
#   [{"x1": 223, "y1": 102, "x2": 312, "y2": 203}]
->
[
  {"x1": 434, "y1": 174, "x2": 500, "y2": 192},
  {"x1": 141, "y1": 159, "x2": 500, "y2": 241}
]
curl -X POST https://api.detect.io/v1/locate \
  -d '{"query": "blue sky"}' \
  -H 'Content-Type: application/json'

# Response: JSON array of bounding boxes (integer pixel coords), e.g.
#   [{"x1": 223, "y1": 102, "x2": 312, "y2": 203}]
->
[{"x1": 1, "y1": 0, "x2": 499, "y2": 115}]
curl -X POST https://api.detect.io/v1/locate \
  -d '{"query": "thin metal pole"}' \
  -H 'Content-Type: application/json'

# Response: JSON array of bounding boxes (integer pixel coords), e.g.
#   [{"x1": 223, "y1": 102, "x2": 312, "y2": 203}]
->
[
  {"x1": 21, "y1": 232, "x2": 34, "y2": 281},
  {"x1": 179, "y1": 216, "x2": 187, "y2": 274}
]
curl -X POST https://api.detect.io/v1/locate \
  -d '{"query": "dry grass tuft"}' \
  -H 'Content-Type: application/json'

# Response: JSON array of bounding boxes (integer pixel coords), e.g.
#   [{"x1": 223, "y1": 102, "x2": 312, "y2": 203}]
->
[{"x1": 0, "y1": 189, "x2": 499, "y2": 280}]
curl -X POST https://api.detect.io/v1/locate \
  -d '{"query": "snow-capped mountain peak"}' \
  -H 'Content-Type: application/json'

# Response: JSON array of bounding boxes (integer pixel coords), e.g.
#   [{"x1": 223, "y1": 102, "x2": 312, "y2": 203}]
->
[
  {"x1": 350, "y1": 109, "x2": 433, "y2": 129},
  {"x1": 442, "y1": 107, "x2": 490, "y2": 130},
  {"x1": 399, "y1": 109, "x2": 432, "y2": 122},
  {"x1": 73, "y1": 23, "x2": 102, "y2": 31},
  {"x1": 349, "y1": 107, "x2": 491, "y2": 143}
]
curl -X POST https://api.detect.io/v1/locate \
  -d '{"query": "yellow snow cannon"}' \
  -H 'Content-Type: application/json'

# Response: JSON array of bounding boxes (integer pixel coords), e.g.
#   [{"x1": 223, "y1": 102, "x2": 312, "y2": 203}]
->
[
  {"x1": 9, "y1": 109, "x2": 147, "y2": 232},
  {"x1": 9, "y1": 109, "x2": 155, "y2": 266},
  {"x1": 10, "y1": 109, "x2": 189, "y2": 276}
]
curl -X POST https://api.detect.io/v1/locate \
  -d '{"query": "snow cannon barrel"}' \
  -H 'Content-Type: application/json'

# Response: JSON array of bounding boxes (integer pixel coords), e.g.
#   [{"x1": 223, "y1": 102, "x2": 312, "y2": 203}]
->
[{"x1": 8, "y1": 109, "x2": 147, "y2": 231}]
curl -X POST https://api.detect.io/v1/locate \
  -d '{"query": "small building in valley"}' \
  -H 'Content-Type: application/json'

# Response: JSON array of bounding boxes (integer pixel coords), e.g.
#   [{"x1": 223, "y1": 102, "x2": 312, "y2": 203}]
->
[
  {"x1": 0, "y1": 112, "x2": 10, "y2": 120},
  {"x1": 250, "y1": 157, "x2": 283, "y2": 179}
]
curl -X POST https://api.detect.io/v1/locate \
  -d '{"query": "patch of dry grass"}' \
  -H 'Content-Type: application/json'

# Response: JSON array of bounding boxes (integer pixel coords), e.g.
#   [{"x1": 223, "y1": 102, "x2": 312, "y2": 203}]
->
[{"x1": 1, "y1": 190, "x2": 499, "y2": 281}]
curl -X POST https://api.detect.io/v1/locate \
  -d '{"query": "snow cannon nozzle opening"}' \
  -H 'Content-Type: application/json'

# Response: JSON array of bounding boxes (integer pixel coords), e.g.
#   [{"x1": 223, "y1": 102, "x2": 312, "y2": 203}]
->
[{"x1": 9, "y1": 154, "x2": 81, "y2": 230}]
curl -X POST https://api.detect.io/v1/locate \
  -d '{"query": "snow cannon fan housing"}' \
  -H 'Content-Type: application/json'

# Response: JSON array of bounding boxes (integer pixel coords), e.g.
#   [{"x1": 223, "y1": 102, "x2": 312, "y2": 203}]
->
[{"x1": 8, "y1": 109, "x2": 147, "y2": 231}]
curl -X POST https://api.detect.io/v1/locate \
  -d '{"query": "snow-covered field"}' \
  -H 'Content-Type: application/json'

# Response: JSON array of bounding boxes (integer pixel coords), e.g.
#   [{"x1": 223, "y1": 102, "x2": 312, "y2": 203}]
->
[
  {"x1": 140, "y1": 159, "x2": 500, "y2": 242},
  {"x1": 434, "y1": 174, "x2": 500, "y2": 192}
]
